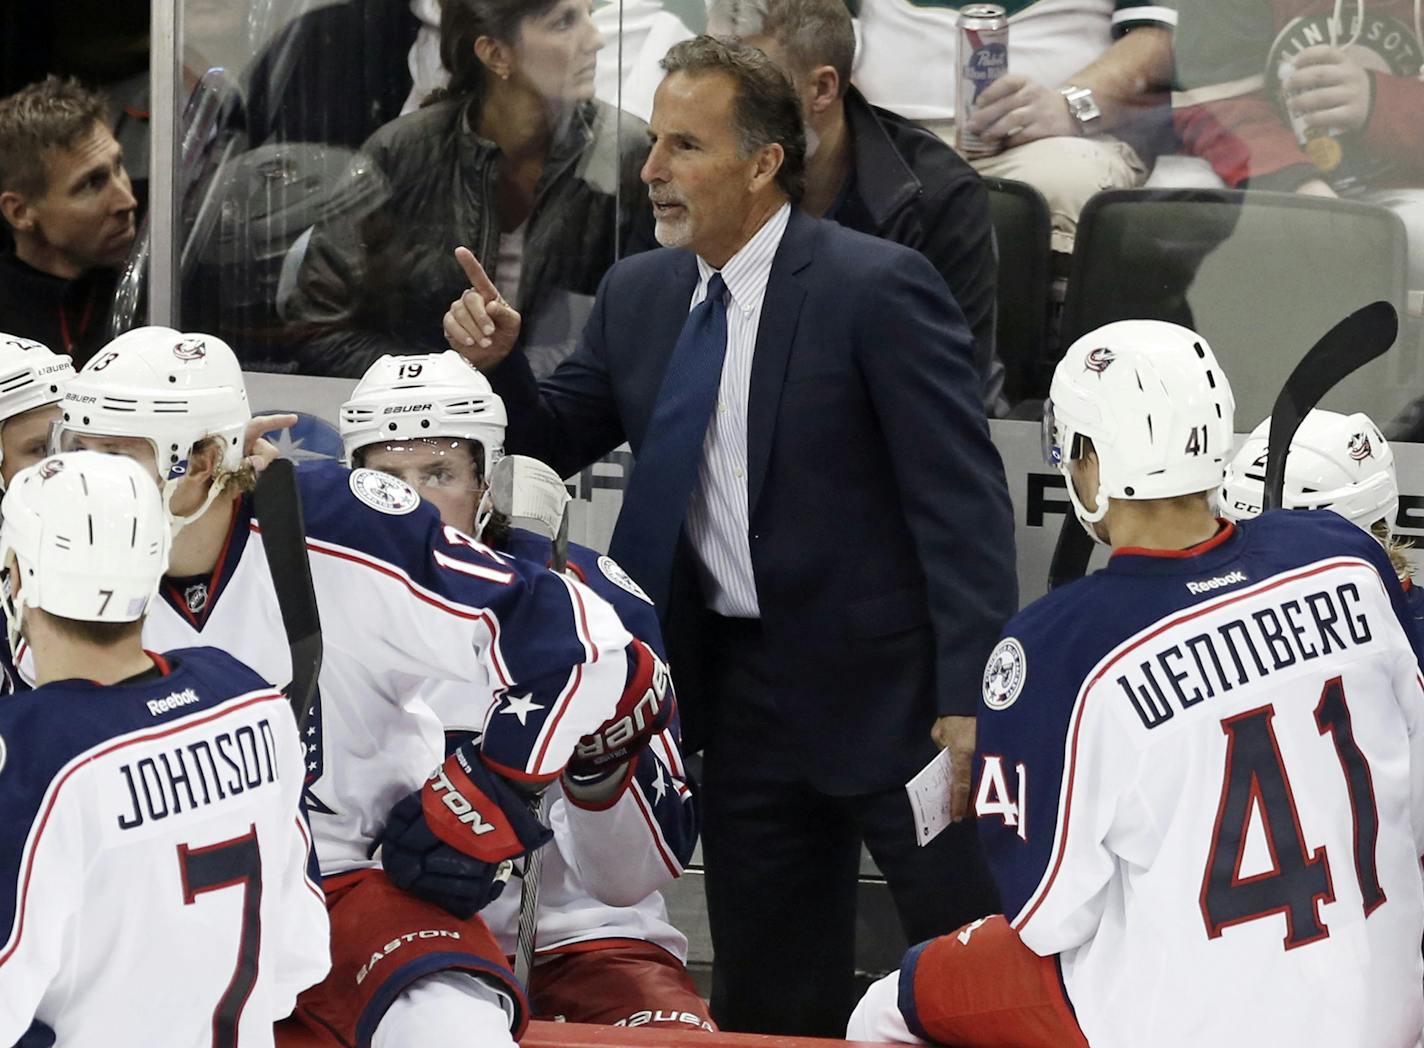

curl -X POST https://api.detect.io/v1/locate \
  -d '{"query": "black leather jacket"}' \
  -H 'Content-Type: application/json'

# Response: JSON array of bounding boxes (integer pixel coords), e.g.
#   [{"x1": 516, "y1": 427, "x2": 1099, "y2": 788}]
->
[{"x1": 287, "y1": 96, "x2": 655, "y2": 377}]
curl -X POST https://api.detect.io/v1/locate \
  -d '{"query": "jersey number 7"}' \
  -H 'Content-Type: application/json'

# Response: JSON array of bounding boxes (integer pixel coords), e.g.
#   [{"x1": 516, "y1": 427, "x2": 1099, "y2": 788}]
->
[
  {"x1": 1200, "y1": 677, "x2": 1384, "y2": 948},
  {"x1": 177, "y1": 826, "x2": 263, "y2": 1048}
]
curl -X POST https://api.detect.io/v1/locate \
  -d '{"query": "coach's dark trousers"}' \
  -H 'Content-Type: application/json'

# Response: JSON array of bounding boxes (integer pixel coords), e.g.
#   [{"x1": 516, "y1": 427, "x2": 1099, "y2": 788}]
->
[{"x1": 698, "y1": 615, "x2": 1002, "y2": 1037}]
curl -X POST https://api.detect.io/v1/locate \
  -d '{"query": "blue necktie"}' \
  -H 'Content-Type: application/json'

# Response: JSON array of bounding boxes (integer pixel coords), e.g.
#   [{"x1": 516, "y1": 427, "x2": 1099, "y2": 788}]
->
[{"x1": 609, "y1": 273, "x2": 728, "y2": 612}]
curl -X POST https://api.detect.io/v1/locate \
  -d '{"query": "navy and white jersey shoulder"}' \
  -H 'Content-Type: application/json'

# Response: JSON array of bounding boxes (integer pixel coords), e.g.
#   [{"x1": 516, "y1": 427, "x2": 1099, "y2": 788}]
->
[
  {"x1": 0, "y1": 647, "x2": 329, "y2": 1044},
  {"x1": 977, "y1": 510, "x2": 1421, "y2": 923},
  {"x1": 504, "y1": 527, "x2": 666, "y2": 660}
]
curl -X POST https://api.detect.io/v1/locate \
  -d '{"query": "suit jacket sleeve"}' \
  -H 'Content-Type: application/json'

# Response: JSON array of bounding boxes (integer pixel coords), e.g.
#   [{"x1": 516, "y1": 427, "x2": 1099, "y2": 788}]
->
[
  {"x1": 488, "y1": 266, "x2": 629, "y2": 479},
  {"x1": 913, "y1": 169, "x2": 998, "y2": 395},
  {"x1": 852, "y1": 248, "x2": 1017, "y2": 716}
]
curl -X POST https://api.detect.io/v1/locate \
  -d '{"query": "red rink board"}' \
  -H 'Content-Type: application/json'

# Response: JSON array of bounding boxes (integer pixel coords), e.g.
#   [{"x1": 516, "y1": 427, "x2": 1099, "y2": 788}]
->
[{"x1": 521, "y1": 1021, "x2": 901, "y2": 1047}]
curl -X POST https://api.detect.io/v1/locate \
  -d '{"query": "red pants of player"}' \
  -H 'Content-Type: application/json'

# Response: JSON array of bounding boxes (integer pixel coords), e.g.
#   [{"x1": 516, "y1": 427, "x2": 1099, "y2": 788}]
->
[
  {"x1": 530, "y1": 939, "x2": 715, "y2": 1032},
  {"x1": 275, "y1": 869, "x2": 527, "y2": 1048},
  {"x1": 902, "y1": 916, "x2": 1088, "y2": 1048}
]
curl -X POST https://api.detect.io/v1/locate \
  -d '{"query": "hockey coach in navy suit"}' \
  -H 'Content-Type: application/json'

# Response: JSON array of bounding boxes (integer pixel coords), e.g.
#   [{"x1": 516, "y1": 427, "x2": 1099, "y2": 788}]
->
[{"x1": 442, "y1": 36, "x2": 1017, "y2": 1038}]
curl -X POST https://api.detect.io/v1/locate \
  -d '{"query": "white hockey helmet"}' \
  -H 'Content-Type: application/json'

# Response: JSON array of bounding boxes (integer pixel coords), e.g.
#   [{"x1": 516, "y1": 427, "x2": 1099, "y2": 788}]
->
[
  {"x1": 0, "y1": 333, "x2": 76, "y2": 478},
  {"x1": 0, "y1": 451, "x2": 170, "y2": 655},
  {"x1": 340, "y1": 351, "x2": 507, "y2": 480},
  {"x1": 58, "y1": 327, "x2": 251, "y2": 481},
  {"x1": 1044, "y1": 320, "x2": 1236, "y2": 541},
  {"x1": 1219, "y1": 409, "x2": 1397, "y2": 534}
]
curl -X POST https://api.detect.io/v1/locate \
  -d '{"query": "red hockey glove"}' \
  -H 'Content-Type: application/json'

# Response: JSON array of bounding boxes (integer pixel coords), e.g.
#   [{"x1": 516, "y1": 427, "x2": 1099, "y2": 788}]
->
[
  {"x1": 564, "y1": 638, "x2": 674, "y2": 786},
  {"x1": 380, "y1": 743, "x2": 553, "y2": 918}
]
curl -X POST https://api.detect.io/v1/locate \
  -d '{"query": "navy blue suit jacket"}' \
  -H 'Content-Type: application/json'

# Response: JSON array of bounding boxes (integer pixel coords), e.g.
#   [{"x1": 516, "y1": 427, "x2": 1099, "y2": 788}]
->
[{"x1": 493, "y1": 207, "x2": 1017, "y2": 793}]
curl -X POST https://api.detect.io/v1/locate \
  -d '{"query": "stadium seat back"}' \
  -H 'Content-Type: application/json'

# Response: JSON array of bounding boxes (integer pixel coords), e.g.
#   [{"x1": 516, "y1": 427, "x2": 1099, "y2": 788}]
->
[{"x1": 1061, "y1": 188, "x2": 1409, "y2": 428}]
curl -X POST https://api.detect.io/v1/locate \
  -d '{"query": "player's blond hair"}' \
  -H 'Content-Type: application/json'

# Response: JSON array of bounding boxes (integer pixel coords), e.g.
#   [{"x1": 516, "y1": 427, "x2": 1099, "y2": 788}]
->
[
  {"x1": 192, "y1": 434, "x2": 256, "y2": 497},
  {"x1": 1371, "y1": 520, "x2": 1414, "y2": 583}
]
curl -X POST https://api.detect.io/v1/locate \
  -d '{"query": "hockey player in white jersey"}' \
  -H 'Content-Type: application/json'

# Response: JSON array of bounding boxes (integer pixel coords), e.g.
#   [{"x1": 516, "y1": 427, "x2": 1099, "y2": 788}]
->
[
  {"x1": 341, "y1": 352, "x2": 712, "y2": 1032},
  {"x1": 0, "y1": 451, "x2": 329, "y2": 1047},
  {"x1": 49, "y1": 328, "x2": 654, "y2": 1048},
  {"x1": 1221, "y1": 409, "x2": 1424, "y2": 630},
  {"x1": 849, "y1": 321, "x2": 1424, "y2": 1048}
]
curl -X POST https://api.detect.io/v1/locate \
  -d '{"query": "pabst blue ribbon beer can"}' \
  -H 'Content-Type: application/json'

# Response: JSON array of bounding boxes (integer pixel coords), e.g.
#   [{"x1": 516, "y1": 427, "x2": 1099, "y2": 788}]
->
[{"x1": 956, "y1": 4, "x2": 1009, "y2": 158}]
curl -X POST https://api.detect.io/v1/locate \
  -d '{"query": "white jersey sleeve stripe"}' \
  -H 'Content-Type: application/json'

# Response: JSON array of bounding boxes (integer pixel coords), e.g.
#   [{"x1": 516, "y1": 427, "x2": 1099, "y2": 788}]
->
[
  {"x1": 557, "y1": 571, "x2": 598, "y2": 667},
  {"x1": 0, "y1": 689, "x2": 286, "y2": 965},
  {"x1": 1016, "y1": 557, "x2": 1386, "y2": 934},
  {"x1": 432, "y1": 549, "x2": 516, "y2": 586},
  {"x1": 529, "y1": 666, "x2": 587, "y2": 777},
  {"x1": 293, "y1": 814, "x2": 325, "y2": 905},
  {"x1": 630, "y1": 777, "x2": 681, "y2": 879}
]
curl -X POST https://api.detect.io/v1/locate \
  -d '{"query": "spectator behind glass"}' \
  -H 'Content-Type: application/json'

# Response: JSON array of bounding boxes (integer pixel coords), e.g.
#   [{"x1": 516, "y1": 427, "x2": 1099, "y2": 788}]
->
[
  {"x1": 1172, "y1": 0, "x2": 1424, "y2": 319},
  {"x1": 286, "y1": 0, "x2": 656, "y2": 378},
  {"x1": 854, "y1": 1, "x2": 1175, "y2": 256},
  {"x1": 0, "y1": 77, "x2": 136, "y2": 367},
  {"x1": 405, "y1": 1, "x2": 707, "y2": 121},
  {"x1": 708, "y1": 0, "x2": 1007, "y2": 414}
]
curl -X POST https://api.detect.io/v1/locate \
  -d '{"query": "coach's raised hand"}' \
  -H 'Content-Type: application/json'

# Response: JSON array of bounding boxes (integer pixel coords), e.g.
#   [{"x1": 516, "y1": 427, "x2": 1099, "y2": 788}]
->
[{"x1": 444, "y1": 247, "x2": 521, "y2": 371}]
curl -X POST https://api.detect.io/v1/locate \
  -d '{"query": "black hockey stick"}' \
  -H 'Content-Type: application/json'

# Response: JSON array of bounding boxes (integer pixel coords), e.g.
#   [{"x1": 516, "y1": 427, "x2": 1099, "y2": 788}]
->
[
  {"x1": 253, "y1": 458, "x2": 323, "y2": 733},
  {"x1": 1262, "y1": 300, "x2": 1398, "y2": 510}
]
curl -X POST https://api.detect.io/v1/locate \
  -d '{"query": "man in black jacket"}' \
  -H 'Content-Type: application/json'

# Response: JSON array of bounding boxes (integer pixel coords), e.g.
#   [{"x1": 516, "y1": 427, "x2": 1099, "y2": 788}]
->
[
  {"x1": 708, "y1": 0, "x2": 1004, "y2": 413},
  {"x1": 0, "y1": 77, "x2": 134, "y2": 367}
]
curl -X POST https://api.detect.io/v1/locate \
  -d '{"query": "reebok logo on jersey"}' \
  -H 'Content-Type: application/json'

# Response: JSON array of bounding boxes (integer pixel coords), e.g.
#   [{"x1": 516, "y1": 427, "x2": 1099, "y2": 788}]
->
[
  {"x1": 1187, "y1": 571, "x2": 1248, "y2": 595},
  {"x1": 147, "y1": 688, "x2": 201, "y2": 716}
]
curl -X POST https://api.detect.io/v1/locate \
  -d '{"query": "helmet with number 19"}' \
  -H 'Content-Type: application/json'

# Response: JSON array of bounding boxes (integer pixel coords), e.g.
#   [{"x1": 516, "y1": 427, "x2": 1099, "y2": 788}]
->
[
  {"x1": 339, "y1": 351, "x2": 507, "y2": 477},
  {"x1": 1043, "y1": 320, "x2": 1236, "y2": 544}
]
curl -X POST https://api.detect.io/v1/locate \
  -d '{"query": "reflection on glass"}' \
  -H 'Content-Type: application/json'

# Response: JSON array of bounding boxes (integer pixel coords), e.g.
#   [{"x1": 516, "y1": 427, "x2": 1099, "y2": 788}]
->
[
  {"x1": 100, "y1": 0, "x2": 1415, "y2": 428},
  {"x1": 281, "y1": 0, "x2": 655, "y2": 378}
]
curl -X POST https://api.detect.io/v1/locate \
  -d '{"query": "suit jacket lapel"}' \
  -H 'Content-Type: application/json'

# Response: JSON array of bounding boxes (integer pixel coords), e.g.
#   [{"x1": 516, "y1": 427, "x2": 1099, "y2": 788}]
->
[{"x1": 746, "y1": 209, "x2": 816, "y2": 517}]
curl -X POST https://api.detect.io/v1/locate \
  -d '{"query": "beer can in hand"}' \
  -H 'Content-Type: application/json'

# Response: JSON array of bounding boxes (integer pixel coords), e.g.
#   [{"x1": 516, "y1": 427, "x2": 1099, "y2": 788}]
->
[{"x1": 956, "y1": 4, "x2": 1010, "y2": 158}]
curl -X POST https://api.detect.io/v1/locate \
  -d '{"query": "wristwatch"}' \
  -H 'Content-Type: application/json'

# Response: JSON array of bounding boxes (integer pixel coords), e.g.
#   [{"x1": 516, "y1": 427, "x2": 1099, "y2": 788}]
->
[{"x1": 1059, "y1": 85, "x2": 1102, "y2": 134}]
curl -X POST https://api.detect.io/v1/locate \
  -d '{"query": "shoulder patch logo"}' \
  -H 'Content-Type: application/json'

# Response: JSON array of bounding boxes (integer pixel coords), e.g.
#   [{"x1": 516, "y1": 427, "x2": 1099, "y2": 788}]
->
[
  {"x1": 598, "y1": 555, "x2": 653, "y2": 605},
  {"x1": 349, "y1": 468, "x2": 420, "y2": 515},
  {"x1": 983, "y1": 637, "x2": 1027, "y2": 711}
]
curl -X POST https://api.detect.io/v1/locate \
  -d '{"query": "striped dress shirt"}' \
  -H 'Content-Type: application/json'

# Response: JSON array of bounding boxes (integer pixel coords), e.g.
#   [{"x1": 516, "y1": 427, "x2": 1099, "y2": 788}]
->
[{"x1": 683, "y1": 202, "x2": 792, "y2": 619}]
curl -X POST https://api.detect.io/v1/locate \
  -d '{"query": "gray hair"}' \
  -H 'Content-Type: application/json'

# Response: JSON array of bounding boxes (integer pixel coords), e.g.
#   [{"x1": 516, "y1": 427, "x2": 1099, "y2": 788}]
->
[
  {"x1": 660, "y1": 35, "x2": 807, "y2": 202},
  {"x1": 707, "y1": 0, "x2": 856, "y2": 98}
]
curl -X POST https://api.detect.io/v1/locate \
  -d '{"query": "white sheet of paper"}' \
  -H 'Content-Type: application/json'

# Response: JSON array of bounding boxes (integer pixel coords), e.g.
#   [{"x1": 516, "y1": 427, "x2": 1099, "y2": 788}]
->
[{"x1": 906, "y1": 746, "x2": 956, "y2": 847}]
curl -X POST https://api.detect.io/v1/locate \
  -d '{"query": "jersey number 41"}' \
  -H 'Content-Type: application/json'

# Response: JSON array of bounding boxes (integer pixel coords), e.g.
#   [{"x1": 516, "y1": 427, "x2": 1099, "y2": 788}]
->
[{"x1": 1200, "y1": 677, "x2": 1385, "y2": 949}]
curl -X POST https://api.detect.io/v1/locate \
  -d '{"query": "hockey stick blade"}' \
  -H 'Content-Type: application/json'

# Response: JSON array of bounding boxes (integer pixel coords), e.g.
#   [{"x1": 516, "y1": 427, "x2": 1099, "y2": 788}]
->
[
  {"x1": 253, "y1": 459, "x2": 324, "y2": 733},
  {"x1": 1263, "y1": 300, "x2": 1398, "y2": 511}
]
